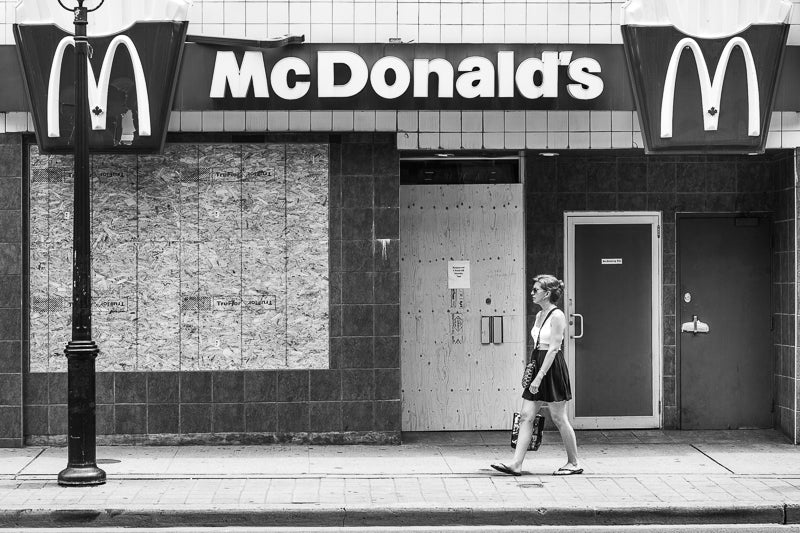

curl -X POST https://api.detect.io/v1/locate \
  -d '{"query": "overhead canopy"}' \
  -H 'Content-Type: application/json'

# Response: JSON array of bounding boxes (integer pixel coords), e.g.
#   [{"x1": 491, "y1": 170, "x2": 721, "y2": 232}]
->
[
  {"x1": 621, "y1": 0, "x2": 792, "y2": 38},
  {"x1": 14, "y1": 0, "x2": 192, "y2": 36}
]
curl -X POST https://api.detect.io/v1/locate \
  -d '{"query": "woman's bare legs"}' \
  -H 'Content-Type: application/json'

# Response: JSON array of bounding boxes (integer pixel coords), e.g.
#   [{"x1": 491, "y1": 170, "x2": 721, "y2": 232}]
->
[
  {"x1": 548, "y1": 400, "x2": 579, "y2": 468},
  {"x1": 508, "y1": 399, "x2": 542, "y2": 471}
]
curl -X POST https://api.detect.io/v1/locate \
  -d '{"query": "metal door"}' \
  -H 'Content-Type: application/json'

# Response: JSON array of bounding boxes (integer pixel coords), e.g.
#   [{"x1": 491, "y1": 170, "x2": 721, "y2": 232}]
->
[
  {"x1": 400, "y1": 184, "x2": 524, "y2": 430},
  {"x1": 678, "y1": 215, "x2": 772, "y2": 429},
  {"x1": 566, "y1": 213, "x2": 662, "y2": 429}
]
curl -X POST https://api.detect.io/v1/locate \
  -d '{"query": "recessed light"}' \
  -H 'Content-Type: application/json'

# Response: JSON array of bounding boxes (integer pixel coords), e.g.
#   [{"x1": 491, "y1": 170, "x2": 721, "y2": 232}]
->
[{"x1": 538, "y1": 152, "x2": 559, "y2": 157}]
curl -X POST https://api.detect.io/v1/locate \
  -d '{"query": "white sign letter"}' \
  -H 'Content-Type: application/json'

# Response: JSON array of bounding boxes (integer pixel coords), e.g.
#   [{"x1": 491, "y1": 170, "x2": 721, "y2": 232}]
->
[
  {"x1": 567, "y1": 57, "x2": 603, "y2": 100},
  {"x1": 660, "y1": 37, "x2": 759, "y2": 138},
  {"x1": 270, "y1": 57, "x2": 311, "y2": 100},
  {"x1": 318, "y1": 51, "x2": 369, "y2": 98},
  {"x1": 412, "y1": 58, "x2": 454, "y2": 98},
  {"x1": 210, "y1": 51, "x2": 269, "y2": 98},
  {"x1": 515, "y1": 51, "x2": 559, "y2": 99},
  {"x1": 497, "y1": 51, "x2": 515, "y2": 98},
  {"x1": 370, "y1": 56, "x2": 411, "y2": 99},
  {"x1": 48, "y1": 35, "x2": 151, "y2": 138},
  {"x1": 456, "y1": 56, "x2": 495, "y2": 99}
]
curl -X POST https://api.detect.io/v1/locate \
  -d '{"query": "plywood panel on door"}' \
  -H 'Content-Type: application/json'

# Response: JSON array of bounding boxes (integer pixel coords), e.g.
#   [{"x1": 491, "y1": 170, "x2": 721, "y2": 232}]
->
[{"x1": 400, "y1": 184, "x2": 524, "y2": 431}]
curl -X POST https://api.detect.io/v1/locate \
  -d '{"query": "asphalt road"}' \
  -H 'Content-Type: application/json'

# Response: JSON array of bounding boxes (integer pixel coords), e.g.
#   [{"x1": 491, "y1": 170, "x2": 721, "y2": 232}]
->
[{"x1": 3, "y1": 526, "x2": 800, "y2": 532}]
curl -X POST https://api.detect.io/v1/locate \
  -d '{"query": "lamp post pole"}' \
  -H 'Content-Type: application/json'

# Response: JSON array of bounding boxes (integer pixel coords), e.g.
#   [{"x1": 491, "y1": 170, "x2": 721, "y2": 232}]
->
[{"x1": 57, "y1": 0, "x2": 105, "y2": 487}]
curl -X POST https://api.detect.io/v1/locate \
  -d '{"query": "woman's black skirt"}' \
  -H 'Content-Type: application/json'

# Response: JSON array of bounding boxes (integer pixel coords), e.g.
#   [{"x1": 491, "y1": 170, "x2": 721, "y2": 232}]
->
[{"x1": 522, "y1": 349, "x2": 572, "y2": 402}]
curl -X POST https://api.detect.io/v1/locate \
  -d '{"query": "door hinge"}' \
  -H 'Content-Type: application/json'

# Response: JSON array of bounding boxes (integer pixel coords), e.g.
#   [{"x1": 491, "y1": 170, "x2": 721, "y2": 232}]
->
[
  {"x1": 657, "y1": 224, "x2": 661, "y2": 238},
  {"x1": 658, "y1": 400, "x2": 661, "y2": 414}
]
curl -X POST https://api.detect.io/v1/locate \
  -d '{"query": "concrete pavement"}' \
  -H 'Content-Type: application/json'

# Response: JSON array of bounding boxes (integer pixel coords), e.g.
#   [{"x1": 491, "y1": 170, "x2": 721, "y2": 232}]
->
[{"x1": 1, "y1": 430, "x2": 799, "y2": 528}]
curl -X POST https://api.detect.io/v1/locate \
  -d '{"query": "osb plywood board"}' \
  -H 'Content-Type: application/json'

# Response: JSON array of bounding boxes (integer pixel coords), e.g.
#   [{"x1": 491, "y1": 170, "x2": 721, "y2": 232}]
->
[
  {"x1": 286, "y1": 239, "x2": 329, "y2": 368},
  {"x1": 137, "y1": 241, "x2": 181, "y2": 370},
  {"x1": 241, "y1": 240, "x2": 286, "y2": 370},
  {"x1": 29, "y1": 144, "x2": 330, "y2": 372},
  {"x1": 400, "y1": 184, "x2": 524, "y2": 431},
  {"x1": 93, "y1": 240, "x2": 137, "y2": 369},
  {"x1": 29, "y1": 246, "x2": 49, "y2": 372},
  {"x1": 92, "y1": 154, "x2": 137, "y2": 244}
]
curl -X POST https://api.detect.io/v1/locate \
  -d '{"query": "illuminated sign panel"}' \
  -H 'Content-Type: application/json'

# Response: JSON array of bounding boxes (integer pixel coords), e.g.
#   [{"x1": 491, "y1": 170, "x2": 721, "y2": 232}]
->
[
  {"x1": 175, "y1": 43, "x2": 630, "y2": 112},
  {"x1": 14, "y1": 21, "x2": 187, "y2": 154},
  {"x1": 621, "y1": 0, "x2": 792, "y2": 154}
]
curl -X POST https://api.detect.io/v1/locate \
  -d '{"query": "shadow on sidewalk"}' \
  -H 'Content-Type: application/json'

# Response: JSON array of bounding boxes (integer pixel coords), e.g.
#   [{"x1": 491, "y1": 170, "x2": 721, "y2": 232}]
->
[{"x1": 402, "y1": 428, "x2": 790, "y2": 446}]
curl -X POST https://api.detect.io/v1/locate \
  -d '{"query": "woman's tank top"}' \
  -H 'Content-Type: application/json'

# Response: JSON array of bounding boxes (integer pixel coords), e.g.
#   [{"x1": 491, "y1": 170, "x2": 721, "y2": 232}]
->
[{"x1": 531, "y1": 310, "x2": 558, "y2": 346}]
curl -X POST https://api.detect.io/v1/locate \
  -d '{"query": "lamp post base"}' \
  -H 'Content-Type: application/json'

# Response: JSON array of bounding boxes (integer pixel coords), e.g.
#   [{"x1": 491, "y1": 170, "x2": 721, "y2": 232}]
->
[
  {"x1": 57, "y1": 465, "x2": 106, "y2": 486},
  {"x1": 60, "y1": 340, "x2": 105, "y2": 487}
]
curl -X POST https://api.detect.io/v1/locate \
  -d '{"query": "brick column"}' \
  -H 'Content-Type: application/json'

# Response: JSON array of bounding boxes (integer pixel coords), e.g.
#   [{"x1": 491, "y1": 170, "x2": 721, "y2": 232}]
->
[{"x1": 0, "y1": 135, "x2": 23, "y2": 447}]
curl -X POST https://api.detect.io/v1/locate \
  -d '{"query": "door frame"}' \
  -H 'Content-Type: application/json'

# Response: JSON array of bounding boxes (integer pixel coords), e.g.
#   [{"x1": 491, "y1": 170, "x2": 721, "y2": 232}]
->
[
  {"x1": 564, "y1": 211, "x2": 663, "y2": 429},
  {"x1": 675, "y1": 212, "x2": 773, "y2": 430}
]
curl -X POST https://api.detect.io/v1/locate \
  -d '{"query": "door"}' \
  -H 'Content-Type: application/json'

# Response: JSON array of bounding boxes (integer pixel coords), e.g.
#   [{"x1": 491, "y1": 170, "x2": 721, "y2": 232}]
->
[
  {"x1": 400, "y1": 184, "x2": 524, "y2": 430},
  {"x1": 678, "y1": 215, "x2": 772, "y2": 429},
  {"x1": 566, "y1": 213, "x2": 662, "y2": 429}
]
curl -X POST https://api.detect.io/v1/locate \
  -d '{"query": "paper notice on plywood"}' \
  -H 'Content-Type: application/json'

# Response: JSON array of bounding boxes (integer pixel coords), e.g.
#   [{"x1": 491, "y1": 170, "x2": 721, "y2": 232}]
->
[{"x1": 448, "y1": 260, "x2": 470, "y2": 289}]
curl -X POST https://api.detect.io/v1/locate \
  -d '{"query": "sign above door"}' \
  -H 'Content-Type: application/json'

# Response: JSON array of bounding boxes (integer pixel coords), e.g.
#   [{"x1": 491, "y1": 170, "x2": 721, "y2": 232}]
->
[
  {"x1": 621, "y1": 0, "x2": 793, "y2": 154},
  {"x1": 5, "y1": 0, "x2": 800, "y2": 154}
]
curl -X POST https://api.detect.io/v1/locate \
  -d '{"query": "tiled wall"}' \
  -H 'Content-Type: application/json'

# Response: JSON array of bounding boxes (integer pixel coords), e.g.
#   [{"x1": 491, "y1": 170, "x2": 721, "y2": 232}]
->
[
  {"x1": 5, "y1": 0, "x2": 800, "y2": 46},
  {"x1": 0, "y1": 134, "x2": 22, "y2": 447},
  {"x1": 182, "y1": 0, "x2": 624, "y2": 44},
  {"x1": 328, "y1": 133, "x2": 402, "y2": 436},
  {"x1": 775, "y1": 151, "x2": 797, "y2": 442},
  {"x1": 524, "y1": 150, "x2": 791, "y2": 432},
  {"x1": 793, "y1": 149, "x2": 800, "y2": 444},
  {"x1": 4, "y1": 111, "x2": 800, "y2": 152},
  {"x1": 22, "y1": 133, "x2": 402, "y2": 444}
]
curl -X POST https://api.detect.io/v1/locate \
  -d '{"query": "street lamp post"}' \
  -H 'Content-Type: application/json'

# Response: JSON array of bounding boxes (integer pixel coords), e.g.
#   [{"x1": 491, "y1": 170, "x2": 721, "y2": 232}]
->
[{"x1": 57, "y1": 0, "x2": 106, "y2": 487}]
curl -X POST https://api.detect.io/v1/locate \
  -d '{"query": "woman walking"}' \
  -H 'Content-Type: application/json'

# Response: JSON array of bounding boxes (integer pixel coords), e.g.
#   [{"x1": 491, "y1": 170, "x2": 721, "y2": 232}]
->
[{"x1": 491, "y1": 274, "x2": 582, "y2": 476}]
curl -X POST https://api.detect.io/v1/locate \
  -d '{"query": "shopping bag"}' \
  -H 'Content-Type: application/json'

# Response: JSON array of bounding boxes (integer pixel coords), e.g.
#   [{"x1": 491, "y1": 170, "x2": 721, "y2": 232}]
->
[{"x1": 510, "y1": 412, "x2": 545, "y2": 451}]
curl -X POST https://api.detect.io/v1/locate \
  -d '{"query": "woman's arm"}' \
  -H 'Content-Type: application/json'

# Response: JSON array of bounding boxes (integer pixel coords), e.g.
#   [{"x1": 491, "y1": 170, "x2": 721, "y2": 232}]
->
[{"x1": 530, "y1": 310, "x2": 566, "y2": 391}]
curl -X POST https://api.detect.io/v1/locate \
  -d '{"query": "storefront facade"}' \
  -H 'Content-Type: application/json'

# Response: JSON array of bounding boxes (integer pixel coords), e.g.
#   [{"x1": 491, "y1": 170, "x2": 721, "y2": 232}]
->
[{"x1": 0, "y1": 0, "x2": 798, "y2": 447}]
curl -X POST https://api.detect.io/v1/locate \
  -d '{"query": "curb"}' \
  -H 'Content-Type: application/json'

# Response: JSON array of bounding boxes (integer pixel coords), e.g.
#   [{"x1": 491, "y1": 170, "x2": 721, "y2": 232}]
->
[
  {"x1": 0, "y1": 504, "x2": 788, "y2": 528},
  {"x1": 786, "y1": 503, "x2": 800, "y2": 524}
]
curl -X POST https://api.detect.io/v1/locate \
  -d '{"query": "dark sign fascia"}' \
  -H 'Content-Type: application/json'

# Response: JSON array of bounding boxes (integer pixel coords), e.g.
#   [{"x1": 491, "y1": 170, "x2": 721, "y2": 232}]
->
[
  {"x1": 175, "y1": 42, "x2": 634, "y2": 111},
  {"x1": 622, "y1": 24, "x2": 790, "y2": 154},
  {"x1": 14, "y1": 21, "x2": 188, "y2": 154}
]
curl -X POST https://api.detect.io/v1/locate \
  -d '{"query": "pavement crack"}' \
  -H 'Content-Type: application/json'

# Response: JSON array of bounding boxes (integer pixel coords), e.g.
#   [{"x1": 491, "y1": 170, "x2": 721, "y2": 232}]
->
[
  {"x1": 691, "y1": 444, "x2": 735, "y2": 474},
  {"x1": 14, "y1": 448, "x2": 47, "y2": 480}
]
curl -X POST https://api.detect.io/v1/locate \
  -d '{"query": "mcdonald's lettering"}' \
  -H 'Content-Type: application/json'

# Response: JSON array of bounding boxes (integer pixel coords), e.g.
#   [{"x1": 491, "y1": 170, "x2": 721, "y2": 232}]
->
[
  {"x1": 660, "y1": 37, "x2": 760, "y2": 139},
  {"x1": 47, "y1": 35, "x2": 151, "y2": 139},
  {"x1": 208, "y1": 49, "x2": 605, "y2": 102}
]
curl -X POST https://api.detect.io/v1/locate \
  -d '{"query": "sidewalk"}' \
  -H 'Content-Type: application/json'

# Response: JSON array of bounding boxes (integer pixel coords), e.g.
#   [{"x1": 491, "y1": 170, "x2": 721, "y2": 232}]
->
[{"x1": 1, "y1": 429, "x2": 799, "y2": 528}]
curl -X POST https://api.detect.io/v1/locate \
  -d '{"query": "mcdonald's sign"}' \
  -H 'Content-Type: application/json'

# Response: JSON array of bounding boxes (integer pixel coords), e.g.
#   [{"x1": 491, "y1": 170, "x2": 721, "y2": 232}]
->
[
  {"x1": 621, "y1": 0, "x2": 792, "y2": 154},
  {"x1": 14, "y1": 20, "x2": 187, "y2": 154}
]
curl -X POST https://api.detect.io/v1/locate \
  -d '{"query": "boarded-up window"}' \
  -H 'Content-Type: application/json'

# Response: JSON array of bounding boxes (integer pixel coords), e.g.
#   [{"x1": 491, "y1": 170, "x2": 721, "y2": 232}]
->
[{"x1": 29, "y1": 143, "x2": 329, "y2": 371}]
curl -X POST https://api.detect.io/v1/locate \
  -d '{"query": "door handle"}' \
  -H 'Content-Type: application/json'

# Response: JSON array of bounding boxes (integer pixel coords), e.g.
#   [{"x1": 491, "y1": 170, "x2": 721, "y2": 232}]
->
[
  {"x1": 570, "y1": 313, "x2": 584, "y2": 339},
  {"x1": 681, "y1": 315, "x2": 710, "y2": 334}
]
